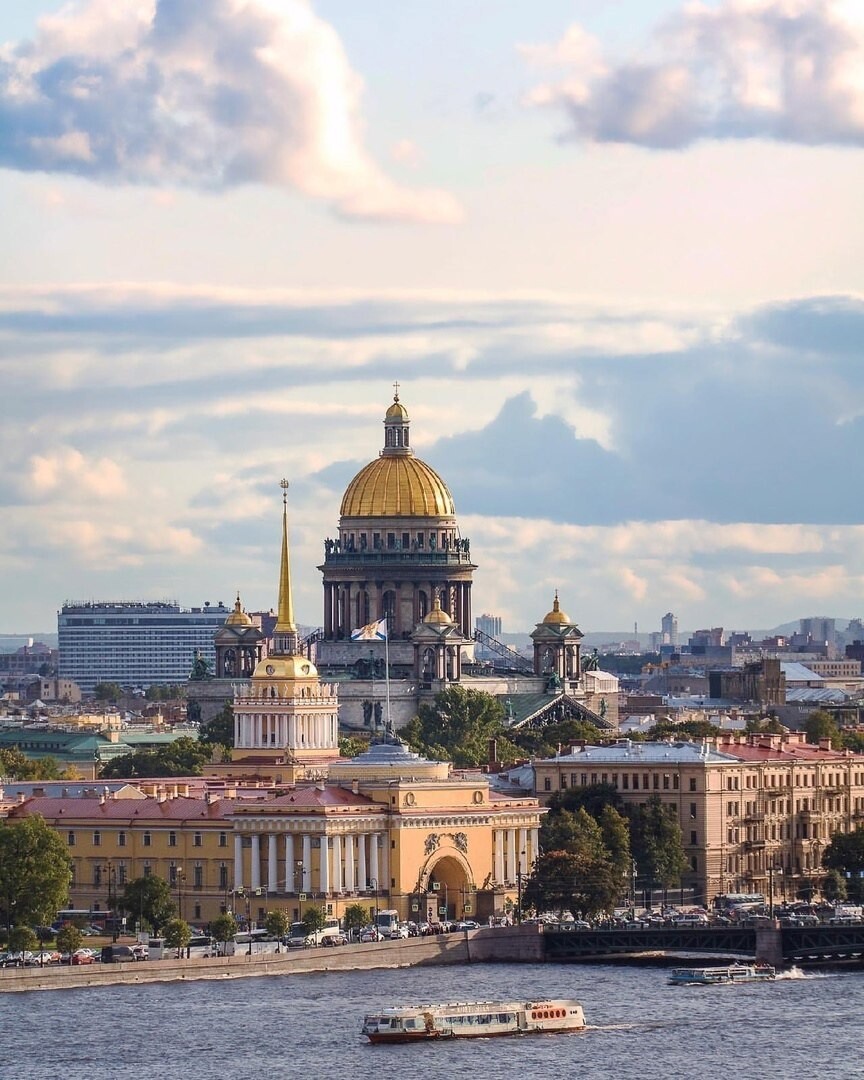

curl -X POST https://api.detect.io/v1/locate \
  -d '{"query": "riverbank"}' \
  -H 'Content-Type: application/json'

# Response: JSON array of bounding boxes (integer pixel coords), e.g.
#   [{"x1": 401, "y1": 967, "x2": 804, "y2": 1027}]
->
[{"x1": 0, "y1": 924, "x2": 545, "y2": 993}]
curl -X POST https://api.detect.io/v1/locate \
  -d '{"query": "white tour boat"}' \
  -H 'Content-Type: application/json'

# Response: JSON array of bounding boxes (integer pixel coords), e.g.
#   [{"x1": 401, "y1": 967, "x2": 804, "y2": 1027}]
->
[
  {"x1": 668, "y1": 963, "x2": 776, "y2": 986},
  {"x1": 362, "y1": 999, "x2": 586, "y2": 1043}
]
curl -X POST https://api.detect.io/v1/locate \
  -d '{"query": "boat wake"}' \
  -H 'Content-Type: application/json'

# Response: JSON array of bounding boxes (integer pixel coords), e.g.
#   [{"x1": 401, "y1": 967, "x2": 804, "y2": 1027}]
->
[{"x1": 776, "y1": 967, "x2": 814, "y2": 980}]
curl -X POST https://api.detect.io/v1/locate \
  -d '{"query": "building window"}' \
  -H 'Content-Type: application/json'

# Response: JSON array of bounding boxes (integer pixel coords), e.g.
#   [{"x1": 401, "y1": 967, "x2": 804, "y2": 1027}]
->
[
  {"x1": 194, "y1": 904, "x2": 202, "y2": 921},
  {"x1": 219, "y1": 864, "x2": 228, "y2": 890},
  {"x1": 622, "y1": 775, "x2": 629, "y2": 790},
  {"x1": 219, "y1": 832, "x2": 228, "y2": 848},
  {"x1": 118, "y1": 864, "x2": 127, "y2": 885},
  {"x1": 67, "y1": 831, "x2": 75, "y2": 846},
  {"x1": 93, "y1": 830, "x2": 101, "y2": 847},
  {"x1": 690, "y1": 856, "x2": 698, "y2": 872},
  {"x1": 632, "y1": 775, "x2": 639, "y2": 790},
  {"x1": 662, "y1": 775, "x2": 670, "y2": 790},
  {"x1": 673, "y1": 776, "x2": 680, "y2": 790},
  {"x1": 690, "y1": 830, "x2": 697, "y2": 846},
  {"x1": 689, "y1": 778, "x2": 697, "y2": 791},
  {"x1": 194, "y1": 832, "x2": 202, "y2": 848},
  {"x1": 143, "y1": 832, "x2": 152, "y2": 847},
  {"x1": 653, "y1": 775, "x2": 659, "y2": 790},
  {"x1": 169, "y1": 831, "x2": 177, "y2": 847},
  {"x1": 402, "y1": 532, "x2": 410, "y2": 549},
  {"x1": 560, "y1": 775, "x2": 567, "y2": 789},
  {"x1": 543, "y1": 777, "x2": 551, "y2": 791},
  {"x1": 690, "y1": 803, "x2": 697, "y2": 819},
  {"x1": 169, "y1": 864, "x2": 179, "y2": 885},
  {"x1": 118, "y1": 831, "x2": 126, "y2": 847},
  {"x1": 194, "y1": 864, "x2": 203, "y2": 889}
]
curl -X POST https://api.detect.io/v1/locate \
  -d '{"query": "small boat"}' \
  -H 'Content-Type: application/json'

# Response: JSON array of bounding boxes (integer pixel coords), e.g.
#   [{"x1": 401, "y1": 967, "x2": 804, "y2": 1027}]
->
[
  {"x1": 668, "y1": 963, "x2": 776, "y2": 986},
  {"x1": 362, "y1": 999, "x2": 586, "y2": 1042}
]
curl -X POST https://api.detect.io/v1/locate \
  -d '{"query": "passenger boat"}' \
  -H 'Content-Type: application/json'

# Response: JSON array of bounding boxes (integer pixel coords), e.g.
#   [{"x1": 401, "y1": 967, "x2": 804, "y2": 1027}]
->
[
  {"x1": 668, "y1": 963, "x2": 776, "y2": 986},
  {"x1": 362, "y1": 999, "x2": 586, "y2": 1042}
]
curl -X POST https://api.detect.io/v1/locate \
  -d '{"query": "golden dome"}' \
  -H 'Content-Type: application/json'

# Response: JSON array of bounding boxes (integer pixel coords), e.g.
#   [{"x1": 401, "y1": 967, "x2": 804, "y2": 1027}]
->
[
  {"x1": 224, "y1": 594, "x2": 253, "y2": 627},
  {"x1": 252, "y1": 655, "x2": 319, "y2": 680},
  {"x1": 543, "y1": 592, "x2": 571, "y2": 626},
  {"x1": 386, "y1": 399, "x2": 409, "y2": 420},
  {"x1": 423, "y1": 598, "x2": 453, "y2": 626},
  {"x1": 341, "y1": 455, "x2": 455, "y2": 518}
]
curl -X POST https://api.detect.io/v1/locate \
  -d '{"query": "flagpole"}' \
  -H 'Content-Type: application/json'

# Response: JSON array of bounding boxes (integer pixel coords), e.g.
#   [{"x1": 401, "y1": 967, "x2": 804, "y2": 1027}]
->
[{"x1": 384, "y1": 621, "x2": 391, "y2": 732}]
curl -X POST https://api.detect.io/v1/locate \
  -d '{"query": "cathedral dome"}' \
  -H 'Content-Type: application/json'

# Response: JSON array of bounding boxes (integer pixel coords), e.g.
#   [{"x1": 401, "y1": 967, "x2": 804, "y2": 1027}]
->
[
  {"x1": 542, "y1": 593, "x2": 571, "y2": 626},
  {"x1": 340, "y1": 455, "x2": 455, "y2": 518},
  {"x1": 340, "y1": 391, "x2": 455, "y2": 518},
  {"x1": 423, "y1": 598, "x2": 453, "y2": 626},
  {"x1": 224, "y1": 595, "x2": 253, "y2": 628}
]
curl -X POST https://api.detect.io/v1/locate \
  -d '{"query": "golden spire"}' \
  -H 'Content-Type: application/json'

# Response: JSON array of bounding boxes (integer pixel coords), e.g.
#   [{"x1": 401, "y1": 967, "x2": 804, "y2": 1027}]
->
[{"x1": 274, "y1": 479, "x2": 297, "y2": 639}]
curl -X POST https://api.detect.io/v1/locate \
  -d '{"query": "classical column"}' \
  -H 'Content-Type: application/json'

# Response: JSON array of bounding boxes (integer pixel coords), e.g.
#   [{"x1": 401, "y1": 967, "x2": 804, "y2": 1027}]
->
[
  {"x1": 345, "y1": 835, "x2": 356, "y2": 892},
  {"x1": 370, "y1": 833, "x2": 380, "y2": 888},
  {"x1": 518, "y1": 828, "x2": 528, "y2": 876},
  {"x1": 250, "y1": 834, "x2": 261, "y2": 889},
  {"x1": 285, "y1": 834, "x2": 295, "y2": 892},
  {"x1": 530, "y1": 828, "x2": 540, "y2": 868},
  {"x1": 358, "y1": 833, "x2": 368, "y2": 891},
  {"x1": 234, "y1": 833, "x2": 243, "y2": 890},
  {"x1": 332, "y1": 835, "x2": 343, "y2": 893},
  {"x1": 268, "y1": 834, "x2": 278, "y2": 892},
  {"x1": 320, "y1": 837, "x2": 330, "y2": 895},
  {"x1": 302, "y1": 835, "x2": 312, "y2": 892},
  {"x1": 494, "y1": 830, "x2": 505, "y2": 885},
  {"x1": 506, "y1": 829, "x2": 516, "y2": 884}
]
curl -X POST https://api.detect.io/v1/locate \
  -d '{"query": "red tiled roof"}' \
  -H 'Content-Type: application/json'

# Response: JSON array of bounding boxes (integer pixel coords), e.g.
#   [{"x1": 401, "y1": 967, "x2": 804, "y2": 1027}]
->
[
  {"x1": 231, "y1": 785, "x2": 379, "y2": 811},
  {"x1": 8, "y1": 796, "x2": 235, "y2": 823},
  {"x1": 717, "y1": 743, "x2": 858, "y2": 763}
]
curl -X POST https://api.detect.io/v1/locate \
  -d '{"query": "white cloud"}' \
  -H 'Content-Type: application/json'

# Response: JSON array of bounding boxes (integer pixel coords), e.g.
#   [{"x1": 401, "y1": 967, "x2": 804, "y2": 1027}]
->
[
  {"x1": 27, "y1": 447, "x2": 127, "y2": 501},
  {"x1": 523, "y1": 0, "x2": 864, "y2": 148},
  {"x1": 0, "y1": 0, "x2": 461, "y2": 223}
]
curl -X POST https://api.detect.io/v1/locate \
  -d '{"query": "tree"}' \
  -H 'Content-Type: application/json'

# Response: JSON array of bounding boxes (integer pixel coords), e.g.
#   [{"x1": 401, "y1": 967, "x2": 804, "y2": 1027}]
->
[
  {"x1": 401, "y1": 687, "x2": 520, "y2": 767},
  {"x1": 302, "y1": 905, "x2": 327, "y2": 943},
  {"x1": 211, "y1": 912, "x2": 237, "y2": 956},
  {"x1": 163, "y1": 917, "x2": 192, "y2": 958},
  {"x1": 94, "y1": 682, "x2": 124, "y2": 702},
  {"x1": 99, "y1": 736, "x2": 211, "y2": 779},
  {"x1": 649, "y1": 719, "x2": 721, "y2": 741},
  {"x1": 199, "y1": 703, "x2": 235, "y2": 748},
  {"x1": 343, "y1": 903, "x2": 372, "y2": 938},
  {"x1": 9, "y1": 925, "x2": 39, "y2": 958},
  {"x1": 822, "y1": 827, "x2": 864, "y2": 903},
  {"x1": 338, "y1": 735, "x2": 369, "y2": 758},
  {"x1": 534, "y1": 808, "x2": 622, "y2": 916},
  {"x1": 0, "y1": 815, "x2": 71, "y2": 938},
  {"x1": 549, "y1": 782, "x2": 622, "y2": 820},
  {"x1": 510, "y1": 719, "x2": 603, "y2": 760},
  {"x1": 0, "y1": 748, "x2": 66, "y2": 781},
  {"x1": 56, "y1": 924, "x2": 83, "y2": 956},
  {"x1": 630, "y1": 795, "x2": 689, "y2": 903},
  {"x1": 117, "y1": 875, "x2": 176, "y2": 933},
  {"x1": 599, "y1": 804, "x2": 632, "y2": 887},
  {"x1": 822, "y1": 868, "x2": 848, "y2": 903},
  {"x1": 264, "y1": 909, "x2": 290, "y2": 951},
  {"x1": 805, "y1": 710, "x2": 841, "y2": 749}
]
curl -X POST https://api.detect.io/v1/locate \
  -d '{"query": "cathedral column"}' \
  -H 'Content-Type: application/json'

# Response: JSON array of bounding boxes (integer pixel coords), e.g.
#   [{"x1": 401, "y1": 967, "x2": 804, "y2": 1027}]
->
[
  {"x1": 268, "y1": 834, "x2": 278, "y2": 892},
  {"x1": 234, "y1": 834, "x2": 243, "y2": 890},
  {"x1": 332, "y1": 835, "x2": 343, "y2": 893},
  {"x1": 285, "y1": 834, "x2": 295, "y2": 892},
  {"x1": 506, "y1": 829, "x2": 516, "y2": 884},
  {"x1": 344, "y1": 835, "x2": 355, "y2": 892},
  {"x1": 358, "y1": 833, "x2": 368, "y2": 891},
  {"x1": 494, "y1": 831, "x2": 505, "y2": 885},
  {"x1": 250, "y1": 834, "x2": 261, "y2": 890},
  {"x1": 324, "y1": 584, "x2": 333, "y2": 638},
  {"x1": 320, "y1": 837, "x2": 330, "y2": 895},
  {"x1": 301, "y1": 835, "x2": 312, "y2": 892}
]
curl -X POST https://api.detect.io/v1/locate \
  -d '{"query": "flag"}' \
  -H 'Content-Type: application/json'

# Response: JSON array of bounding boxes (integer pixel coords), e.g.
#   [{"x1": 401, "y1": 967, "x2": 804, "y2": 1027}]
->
[{"x1": 351, "y1": 617, "x2": 388, "y2": 641}]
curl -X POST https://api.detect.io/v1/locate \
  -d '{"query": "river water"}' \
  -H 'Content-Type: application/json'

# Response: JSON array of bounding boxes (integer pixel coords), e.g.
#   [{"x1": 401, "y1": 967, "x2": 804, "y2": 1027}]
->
[{"x1": 1, "y1": 961, "x2": 860, "y2": 1080}]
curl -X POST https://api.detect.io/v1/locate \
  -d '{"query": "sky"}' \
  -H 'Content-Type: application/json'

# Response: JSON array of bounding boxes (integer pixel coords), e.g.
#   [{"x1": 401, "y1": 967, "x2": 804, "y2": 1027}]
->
[{"x1": 2, "y1": 0, "x2": 864, "y2": 638}]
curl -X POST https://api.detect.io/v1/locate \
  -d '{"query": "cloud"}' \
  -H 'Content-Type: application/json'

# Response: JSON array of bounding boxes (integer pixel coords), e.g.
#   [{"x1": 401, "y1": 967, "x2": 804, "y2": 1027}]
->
[
  {"x1": 26, "y1": 447, "x2": 127, "y2": 501},
  {"x1": 0, "y1": 0, "x2": 461, "y2": 223},
  {"x1": 523, "y1": 0, "x2": 864, "y2": 148}
]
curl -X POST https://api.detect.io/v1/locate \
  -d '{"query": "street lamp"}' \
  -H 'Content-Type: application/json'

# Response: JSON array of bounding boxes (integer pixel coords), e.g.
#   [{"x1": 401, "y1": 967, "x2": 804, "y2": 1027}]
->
[
  {"x1": 99, "y1": 862, "x2": 118, "y2": 942},
  {"x1": 369, "y1": 878, "x2": 378, "y2": 936},
  {"x1": 515, "y1": 850, "x2": 526, "y2": 925},
  {"x1": 175, "y1": 865, "x2": 186, "y2": 924},
  {"x1": 295, "y1": 860, "x2": 306, "y2": 924}
]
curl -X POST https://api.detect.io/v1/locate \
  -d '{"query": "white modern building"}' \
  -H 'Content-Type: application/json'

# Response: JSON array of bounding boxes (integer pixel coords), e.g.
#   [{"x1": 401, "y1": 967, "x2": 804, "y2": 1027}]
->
[{"x1": 58, "y1": 601, "x2": 231, "y2": 693}]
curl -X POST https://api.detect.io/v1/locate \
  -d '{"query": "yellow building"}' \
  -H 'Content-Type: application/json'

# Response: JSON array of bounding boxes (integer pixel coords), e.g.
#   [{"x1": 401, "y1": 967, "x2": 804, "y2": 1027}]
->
[{"x1": 530, "y1": 731, "x2": 864, "y2": 906}]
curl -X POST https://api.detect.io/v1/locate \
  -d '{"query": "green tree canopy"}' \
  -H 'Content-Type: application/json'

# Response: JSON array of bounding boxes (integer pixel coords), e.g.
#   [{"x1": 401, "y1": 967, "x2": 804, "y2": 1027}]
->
[
  {"x1": 94, "y1": 682, "x2": 124, "y2": 702},
  {"x1": 534, "y1": 807, "x2": 622, "y2": 916},
  {"x1": 401, "y1": 686, "x2": 520, "y2": 767},
  {"x1": 548, "y1": 782, "x2": 622, "y2": 820},
  {"x1": 822, "y1": 827, "x2": 864, "y2": 902},
  {"x1": 0, "y1": 748, "x2": 69, "y2": 781},
  {"x1": 302, "y1": 905, "x2": 327, "y2": 939},
  {"x1": 0, "y1": 815, "x2": 71, "y2": 936},
  {"x1": 599, "y1": 804, "x2": 632, "y2": 885},
  {"x1": 343, "y1": 903, "x2": 372, "y2": 935},
  {"x1": 805, "y1": 710, "x2": 841, "y2": 748},
  {"x1": 211, "y1": 912, "x2": 237, "y2": 952},
  {"x1": 649, "y1": 719, "x2": 721, "y2": 741},
  {"x1": 198, "y1": 703, "x2": 235, "y2": 748},
  {"x1": 338, "y1": 735, "x2": 369, "y2": 759},
  {"x1": 99, "y1": 736, "x2": 211, "y2": 779},
  {"x1": 117, "y1": 875, "x2": 176, "y2": 933},
  {"x1": 9, "y1": 925, "x2": 39, "y2": 953},
  {"x1": 56, "y1": 924, "x2": 84, "y2": 955},
  {"x1": 630, "y1": 794, "x2": 689, "y2": 895},
  {"x1": 163, "y1": 917, "x2": 192, "y2": 956},
  {"x1": 510, "y1": 719, "x2": 603, "y2": 760},
  {"x1": 264, "y1": 909, "x2": 290, "y2": 947}
]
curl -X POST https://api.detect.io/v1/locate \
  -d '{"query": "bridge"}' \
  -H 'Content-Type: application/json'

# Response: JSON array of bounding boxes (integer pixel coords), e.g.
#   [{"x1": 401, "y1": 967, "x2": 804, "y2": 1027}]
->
[{"x1": 542, "y1": 924, "x2": 864, "y2": 966}]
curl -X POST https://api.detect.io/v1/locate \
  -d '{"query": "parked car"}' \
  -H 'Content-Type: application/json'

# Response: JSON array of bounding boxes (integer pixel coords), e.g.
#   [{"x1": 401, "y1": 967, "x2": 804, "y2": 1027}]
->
[
  {"x1": 389, "y1": 925, "x2": 410, "y2": 939},
  {"x1": 359, "y1": 928, "x2": 380, "y2": 943},
  {"x1": 70, "y1": 949, "x2": 96, "y2": 965},
  {"x1": 320, "y1": 933, "x2": 348, "y2": 947}
]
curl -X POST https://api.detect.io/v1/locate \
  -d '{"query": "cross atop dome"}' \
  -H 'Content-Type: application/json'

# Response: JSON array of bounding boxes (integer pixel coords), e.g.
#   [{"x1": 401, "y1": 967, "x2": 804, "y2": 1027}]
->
[{"x1": 393, "y1": 380, "x2": 400, "y2": 401}]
